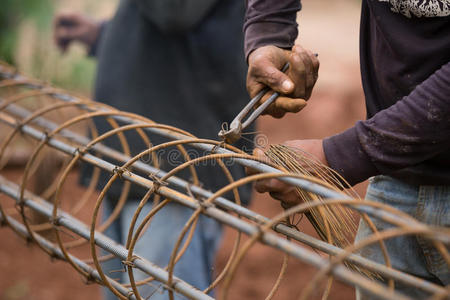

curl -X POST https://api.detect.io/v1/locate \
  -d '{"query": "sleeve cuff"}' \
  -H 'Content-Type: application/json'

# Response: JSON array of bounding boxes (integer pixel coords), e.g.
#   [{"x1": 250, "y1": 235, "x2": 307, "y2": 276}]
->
[
  {"x1": 323, "y1": 124, "x2": 379, "y2": 186},
  {"x1": 88, "y1": 21, "x2": 108, "y2": 57},
  {"x1": 244, "y1": 21, "x2": 298, "y2": 61}
]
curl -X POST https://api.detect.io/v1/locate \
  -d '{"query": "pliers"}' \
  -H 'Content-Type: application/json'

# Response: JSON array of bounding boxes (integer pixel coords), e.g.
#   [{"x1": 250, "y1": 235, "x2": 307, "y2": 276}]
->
[{"x1": 218, "y1": 63, "x2": 289, "y2": 144}]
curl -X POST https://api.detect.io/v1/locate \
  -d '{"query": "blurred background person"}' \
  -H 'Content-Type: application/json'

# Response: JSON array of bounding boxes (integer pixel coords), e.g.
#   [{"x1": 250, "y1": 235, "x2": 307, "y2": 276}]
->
[{"x1": 53, "y1": 0, "x2": 253, "y2": 299}]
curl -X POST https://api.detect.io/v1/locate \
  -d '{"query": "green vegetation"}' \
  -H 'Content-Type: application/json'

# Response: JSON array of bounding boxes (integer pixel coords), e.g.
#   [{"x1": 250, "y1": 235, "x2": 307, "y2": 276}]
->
[
  {"x1": 0, "y1": 0, "x2": 97, "y2": 94},
  {"x1": 0, "y1": 0, "x2": 53, "y2": 64}
]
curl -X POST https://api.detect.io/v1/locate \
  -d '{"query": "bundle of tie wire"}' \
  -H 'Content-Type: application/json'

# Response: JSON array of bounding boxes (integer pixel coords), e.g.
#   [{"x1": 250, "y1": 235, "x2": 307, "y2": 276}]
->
[{"x1": 265, "y1": 144, "x2": 376, "y2": 279}]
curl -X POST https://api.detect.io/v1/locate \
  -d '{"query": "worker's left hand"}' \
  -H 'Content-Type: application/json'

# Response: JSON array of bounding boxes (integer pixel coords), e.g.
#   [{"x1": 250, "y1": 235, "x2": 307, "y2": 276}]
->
[
  {"x1": 249, "y1": 139, "x2": 328, "y2": 208},
  {"x1": 53, "y1": 12, "x2": 101, "y2": 53}
]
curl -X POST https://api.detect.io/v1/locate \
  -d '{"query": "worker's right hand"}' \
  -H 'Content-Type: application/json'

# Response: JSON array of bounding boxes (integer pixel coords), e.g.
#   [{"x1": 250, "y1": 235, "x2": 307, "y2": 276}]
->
[
  {"x1": 247, "y1": 139, "x2": 328, "y2": 209},
  {"x1": 53, "y1": 13, "x2": 101, "y2": 53},
  {"x1": 247, "y1": 44, "x2": 319, "y2": 118}
]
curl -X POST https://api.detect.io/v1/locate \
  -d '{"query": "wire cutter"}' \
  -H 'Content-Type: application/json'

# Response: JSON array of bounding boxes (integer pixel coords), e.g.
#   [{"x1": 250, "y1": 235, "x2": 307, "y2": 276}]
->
[{"x1": 218, "y1": 63, "x2": 289, "y2": 144}]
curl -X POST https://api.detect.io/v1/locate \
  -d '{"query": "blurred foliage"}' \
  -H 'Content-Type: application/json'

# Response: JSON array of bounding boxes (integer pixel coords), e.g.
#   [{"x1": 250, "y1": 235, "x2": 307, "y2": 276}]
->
[
  {"x1": 0, "y1": 0, "x2": 53, "y2": 64},
  {"x1": 0, "y1": 0, "x2": 100, "y2": 94}
]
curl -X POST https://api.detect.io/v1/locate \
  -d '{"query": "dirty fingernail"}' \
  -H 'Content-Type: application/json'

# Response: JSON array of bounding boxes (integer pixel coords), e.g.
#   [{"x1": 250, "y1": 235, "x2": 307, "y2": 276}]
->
[{"x1": 282, "y1": 80, "x2": 294, "y2": 92}]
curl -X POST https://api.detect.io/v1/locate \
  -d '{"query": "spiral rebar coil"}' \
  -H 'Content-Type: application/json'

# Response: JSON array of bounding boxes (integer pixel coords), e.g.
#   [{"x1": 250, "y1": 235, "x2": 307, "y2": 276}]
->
[{"x1": 0, "y1": 63, "x2": 448, "y2": 300}]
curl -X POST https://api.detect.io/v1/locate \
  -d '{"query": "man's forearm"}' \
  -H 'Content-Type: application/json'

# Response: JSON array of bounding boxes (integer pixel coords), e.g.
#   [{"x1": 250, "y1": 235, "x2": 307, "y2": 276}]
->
[
  {"x1": 323, "y1": 62, "x2": 450, "y2": 185},
  {"x1": 244, "y1": 0, "x2": 301, "y2": 59}
]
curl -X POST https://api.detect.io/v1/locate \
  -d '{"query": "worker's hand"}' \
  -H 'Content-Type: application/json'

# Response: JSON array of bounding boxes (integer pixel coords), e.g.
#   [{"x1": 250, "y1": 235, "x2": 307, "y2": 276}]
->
[
  {"x1": 247, "y1": 44, "x2": 319, "y2": 118},
  {"x1": 53, "y1": 13, "x2": 101, "y2": 53},
  {"x1": 249, "y1": 139, "x2": 328, "y2": 208}
]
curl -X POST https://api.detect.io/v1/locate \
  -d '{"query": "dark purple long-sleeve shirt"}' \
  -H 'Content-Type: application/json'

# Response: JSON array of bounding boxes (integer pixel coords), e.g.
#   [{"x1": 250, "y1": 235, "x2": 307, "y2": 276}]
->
[{"x1": 245, "y1": 0, "x2": 450, "y2": 186}]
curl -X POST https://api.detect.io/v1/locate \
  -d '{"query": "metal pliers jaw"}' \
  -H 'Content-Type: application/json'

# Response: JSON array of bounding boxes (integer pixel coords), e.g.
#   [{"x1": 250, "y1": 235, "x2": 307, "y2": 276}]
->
[
  {"x1": 218, "y1": 119, "x2": 243, "y2": 144},
  {"x1": 218, "y1": 87, "x2": 275, "y2": 144},
  {"x1": 218, "y1": 63, "x2": 289, "y2": 144}
]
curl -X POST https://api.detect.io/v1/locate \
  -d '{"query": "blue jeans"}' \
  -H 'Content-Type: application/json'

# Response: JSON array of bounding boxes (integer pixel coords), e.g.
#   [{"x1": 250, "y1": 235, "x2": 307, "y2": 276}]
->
[
  {"x1": 355, "y1": 175, "x2": 449, "y2": 299},
  {"x1": 101, "y1": 197, "x2": 223, "y2": 300}
]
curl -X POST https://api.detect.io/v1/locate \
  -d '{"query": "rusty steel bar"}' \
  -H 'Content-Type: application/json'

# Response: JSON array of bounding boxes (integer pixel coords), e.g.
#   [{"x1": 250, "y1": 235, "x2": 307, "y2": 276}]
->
[
  {"x1": 0, "y1": 176, "x2": 411, "y2": 300},
  {"x1": 1, "y1": 65, "x2": 448, "y2": 300},
  {"x1": 0, "y1": 66, "x2": 444, "y2": 238},
  {"x1": 0, "y1": 105, "x2": 442, "y2": 245},
  {"x1": 0, "y1": 178, "x2": 214, "y2": 300},
  {"x1": 1, "y1": 101, "x2": 447, "y2": 295},
  {"x1": 0, "y1": 99, "x2": 448, "y2": 247},
  {"x1": 0, "y1": 114, "x2": 416, "y2": 300},
  {"x1": 0, "y1": 213, "x2": 137, "y2": 300}
]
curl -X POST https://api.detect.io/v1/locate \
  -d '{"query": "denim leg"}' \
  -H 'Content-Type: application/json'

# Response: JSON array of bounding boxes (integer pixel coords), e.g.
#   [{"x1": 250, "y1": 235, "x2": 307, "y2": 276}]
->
[
  {"x1": 416, "y1": 185, "x2": 450, "y2": 285},
  {"x1": 104, "y1": 199, "x2": 223, "y2": 299},
  {"x1": 101, "y1": 198, "x2": 126, "y2": 300},
  {"x1": 355, "y1": 176, "x2": 443, "y2": 299}
]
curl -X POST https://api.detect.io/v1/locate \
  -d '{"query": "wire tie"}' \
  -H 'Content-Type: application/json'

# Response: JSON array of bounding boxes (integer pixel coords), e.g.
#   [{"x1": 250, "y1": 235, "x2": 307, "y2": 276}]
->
[
  {"x1": 221, "y1": 122, "x2": 229, "y2": 132},
  {"x1": 186, "y1": 183, "x2": 207, "y2": 204},
  {"x1": 113, "y1": 166, "x2": 127, "y2": 179},
  {"x1": 161, "y1": 281, "x2": 178, "y2": 293},
  {"x1": 50, "y1": 215, "x2": 61, "y2": 227},
  {"x1": 122, "y1": 255, "x2": 139, "y2": 269},
  {"x1": 42, "y1": 131, "x2": 51, "y2": 144},
  {"x1": 84, "y1": 272, "x2": 97, "y2": 285},
  {"x1": 254, "y1": 224, "x2": 265, "y2": 240},
  {"x1": 148, "y1": 173, "x2": 168, "y2": 192},
  {"x1": 73, "y1": 146, "x2": 89, "y2": 156},
  {"x1": 122, "y1": 260, "x2": 134, "y2": 268},
  {"x1": 15, "y1": 120, "x2": 24, "y2": 133},
  {"x1": 210, "y1": 140, "x2": 226, "y2": 154},
  {"x1": 15, "y1": 198, "x2": 27, "y2": 211},
  {"x1": 197, "y1": 198, "x2": 213, "y2": 213},
  {"x1": 127, "y1": 291, "x2": 135, "y2": 299}
]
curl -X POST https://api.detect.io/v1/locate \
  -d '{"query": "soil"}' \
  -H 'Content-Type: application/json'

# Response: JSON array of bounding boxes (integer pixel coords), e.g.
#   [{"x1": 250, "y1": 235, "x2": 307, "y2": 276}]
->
[{"x1": 0, "y1": 1, "x2": 369, "y2": 299}]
